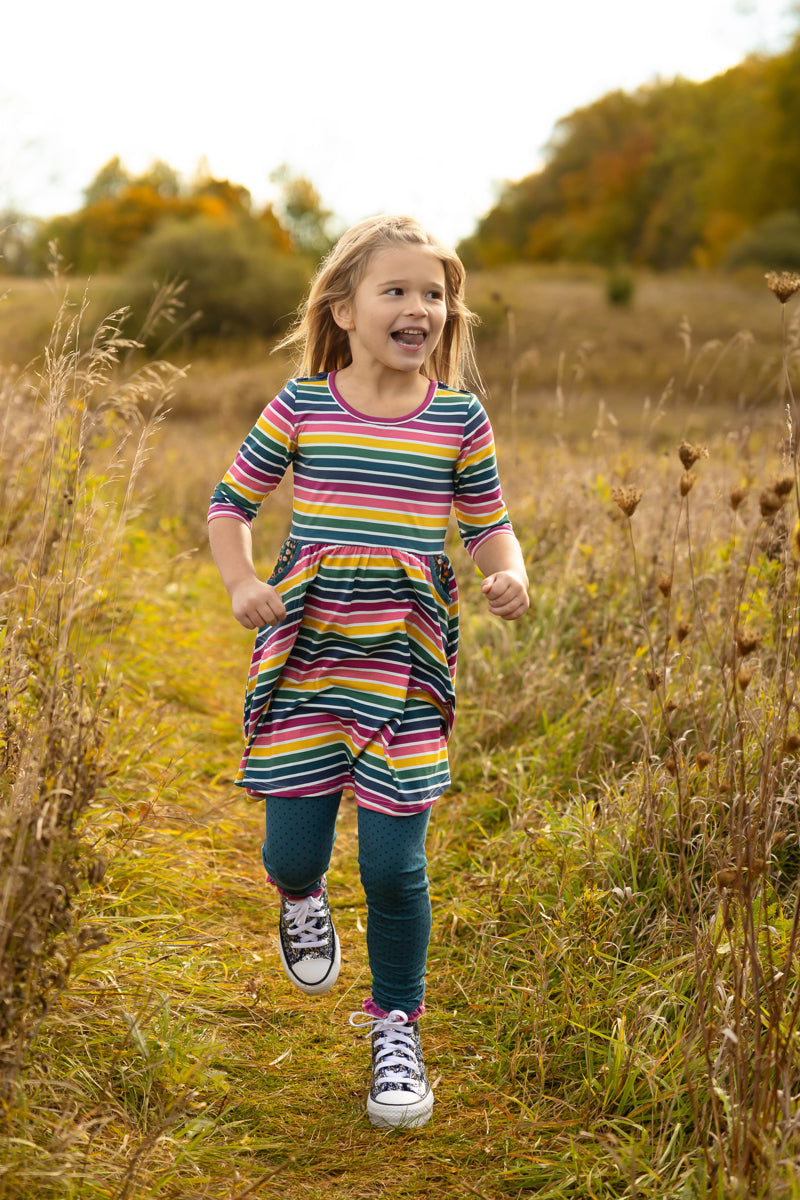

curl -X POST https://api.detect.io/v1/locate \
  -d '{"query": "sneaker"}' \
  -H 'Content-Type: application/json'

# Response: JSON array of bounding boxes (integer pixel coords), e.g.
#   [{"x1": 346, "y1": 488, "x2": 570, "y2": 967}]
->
[
  {"x1": 278, "y1": 880, "x2": 340, "y2": 996},
  {"x1": 350, "y1": 1008, "x2": 434, "y2": 1129}
]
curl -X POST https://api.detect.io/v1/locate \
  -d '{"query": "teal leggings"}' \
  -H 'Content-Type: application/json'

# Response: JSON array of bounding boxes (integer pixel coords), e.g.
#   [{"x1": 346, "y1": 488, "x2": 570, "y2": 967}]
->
[{"x1": 261, "y1": 792, "x2": 431, "y2": 1014}]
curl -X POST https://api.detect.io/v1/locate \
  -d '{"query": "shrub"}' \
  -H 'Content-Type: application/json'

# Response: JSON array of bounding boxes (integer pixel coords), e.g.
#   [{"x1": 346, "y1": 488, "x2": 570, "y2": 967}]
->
[
  {"x1": 117, "y1": 216, "x2": 310, "y2": 346},
  {"x1": 605, "y1": 264, "x2": 635, "y2": 306}
]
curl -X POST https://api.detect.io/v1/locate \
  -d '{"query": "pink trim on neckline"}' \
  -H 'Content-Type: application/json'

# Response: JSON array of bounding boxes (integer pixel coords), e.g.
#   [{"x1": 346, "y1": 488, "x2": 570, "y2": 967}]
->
[{"x1": 329, "y1": 371, "x2": 435, "y2": 424}]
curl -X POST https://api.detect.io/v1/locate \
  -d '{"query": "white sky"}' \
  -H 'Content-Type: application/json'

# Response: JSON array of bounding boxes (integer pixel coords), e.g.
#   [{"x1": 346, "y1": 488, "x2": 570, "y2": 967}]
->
[{"x1": 1, "y1": 0, "x2": 796, "y2": 246}]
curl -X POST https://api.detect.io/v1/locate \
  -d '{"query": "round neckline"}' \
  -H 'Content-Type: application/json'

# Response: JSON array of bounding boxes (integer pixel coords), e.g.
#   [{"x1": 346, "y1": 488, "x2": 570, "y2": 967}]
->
[{"x1": 329, "y1": 371, "x2": 436, "y2": 424}]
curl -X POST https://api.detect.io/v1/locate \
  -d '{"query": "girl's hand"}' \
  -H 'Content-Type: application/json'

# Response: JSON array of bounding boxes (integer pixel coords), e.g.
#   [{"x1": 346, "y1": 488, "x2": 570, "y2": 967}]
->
[
  {"x1": 230, "y1": 578, "x2": 287, "y2": 630},
  {"x1": 480, "y1": 570, "x2": 530, "y2": 620}
]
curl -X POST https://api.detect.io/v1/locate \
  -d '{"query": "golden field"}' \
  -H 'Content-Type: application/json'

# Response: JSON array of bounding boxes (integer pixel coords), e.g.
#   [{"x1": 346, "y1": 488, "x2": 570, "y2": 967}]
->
[{"x1": 1, "y1": 264, "x2": 800, "y2": 1199}]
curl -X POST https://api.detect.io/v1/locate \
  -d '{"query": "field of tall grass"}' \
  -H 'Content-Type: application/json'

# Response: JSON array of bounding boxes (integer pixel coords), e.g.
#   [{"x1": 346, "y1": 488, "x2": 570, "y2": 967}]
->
[{"x1": 1, "y1": 264, "x2": 800, "y2": 1199}]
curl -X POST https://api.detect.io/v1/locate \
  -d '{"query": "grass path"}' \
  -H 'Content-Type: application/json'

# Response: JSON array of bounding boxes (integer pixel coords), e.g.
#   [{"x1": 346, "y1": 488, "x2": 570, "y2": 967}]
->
[{"x1": 67, "y1": 552, "x2": 537, "y2": 1200}]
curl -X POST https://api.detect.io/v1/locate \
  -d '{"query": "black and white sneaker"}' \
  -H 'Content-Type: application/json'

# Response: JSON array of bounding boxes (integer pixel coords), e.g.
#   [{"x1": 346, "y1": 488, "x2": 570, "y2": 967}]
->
[
  {"x1": 350, "y1": 1009, "x2": 434, "y2": 1128},
  {"x1": 278, "y1": 879, "x2": 340, "y2": 996}
]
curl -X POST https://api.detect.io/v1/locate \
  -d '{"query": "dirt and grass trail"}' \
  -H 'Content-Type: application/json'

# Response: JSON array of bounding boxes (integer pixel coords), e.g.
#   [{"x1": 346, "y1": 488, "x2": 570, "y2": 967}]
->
[{"x1": 74, "y1": 551, "x2": 524, "y2": 1200}]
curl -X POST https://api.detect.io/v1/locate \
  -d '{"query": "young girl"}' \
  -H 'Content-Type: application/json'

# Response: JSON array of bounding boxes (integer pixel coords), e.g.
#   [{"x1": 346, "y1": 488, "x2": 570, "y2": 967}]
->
[{"x1": 208, "y1": 215, "x2": 529, "y2": 1129}]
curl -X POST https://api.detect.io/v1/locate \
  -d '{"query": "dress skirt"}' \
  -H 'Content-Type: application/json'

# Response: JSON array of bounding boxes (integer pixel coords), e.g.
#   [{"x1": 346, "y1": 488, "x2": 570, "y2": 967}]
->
[{"x1": 238, "y1": 538, "x2": 460, "y2": 816}]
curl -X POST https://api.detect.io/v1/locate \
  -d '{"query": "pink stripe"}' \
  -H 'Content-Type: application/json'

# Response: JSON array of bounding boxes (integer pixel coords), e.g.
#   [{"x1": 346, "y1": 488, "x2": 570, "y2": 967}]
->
[
  {"x1": 301, "y1": 418, "x2": 459, "y2": 442},
  {"x1": 207, "y1": 504, "x2": 250, "y2": 525}
]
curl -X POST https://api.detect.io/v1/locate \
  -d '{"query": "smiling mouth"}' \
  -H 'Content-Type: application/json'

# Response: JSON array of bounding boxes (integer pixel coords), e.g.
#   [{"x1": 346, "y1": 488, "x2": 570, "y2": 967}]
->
[{"x1": 391, "y1": 328, "x2": 427, "y2": 348}]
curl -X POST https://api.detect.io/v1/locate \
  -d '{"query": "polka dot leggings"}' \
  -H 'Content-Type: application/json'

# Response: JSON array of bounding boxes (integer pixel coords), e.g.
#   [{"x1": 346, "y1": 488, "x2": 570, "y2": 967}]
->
[{"x1": 261, "y1": 791, "x2": 432, "y2": 1014}]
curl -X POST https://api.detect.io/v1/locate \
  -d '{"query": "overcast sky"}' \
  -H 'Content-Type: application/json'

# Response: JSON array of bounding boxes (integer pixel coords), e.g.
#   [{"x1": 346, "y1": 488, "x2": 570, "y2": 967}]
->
[{"x1": 2, "y1": 0, "x2": 796, "y2": 245}]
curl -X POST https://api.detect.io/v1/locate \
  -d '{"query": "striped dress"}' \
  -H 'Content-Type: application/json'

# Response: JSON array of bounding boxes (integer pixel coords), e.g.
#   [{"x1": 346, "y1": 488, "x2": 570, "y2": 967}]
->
[{"x1": 208, "y1": 371, "x2": 513, "y2": 816}]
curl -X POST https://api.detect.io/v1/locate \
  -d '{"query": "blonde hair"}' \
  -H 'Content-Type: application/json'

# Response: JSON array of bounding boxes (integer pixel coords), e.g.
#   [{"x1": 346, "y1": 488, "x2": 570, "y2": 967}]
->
[{"x1": 277, "y1": 215, "x2": 481, "y2": 392}]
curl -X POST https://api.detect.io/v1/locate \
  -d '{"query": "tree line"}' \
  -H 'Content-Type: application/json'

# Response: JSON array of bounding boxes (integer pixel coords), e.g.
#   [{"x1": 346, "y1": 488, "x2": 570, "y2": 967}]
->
[
  {"x1": 2, "y1": 28, "x2": 799, "y2": 344},
  {"x1": 457, "y1": 31, "x2": 800, "y2": 272},
  {"x1": 0, "y1": 161, "x2": 336, "y2": 343}
]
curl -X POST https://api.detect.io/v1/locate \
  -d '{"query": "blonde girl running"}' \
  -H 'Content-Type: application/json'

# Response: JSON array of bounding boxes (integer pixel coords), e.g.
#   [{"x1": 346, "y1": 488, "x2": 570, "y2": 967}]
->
[{"x1": 208, "y1": 215, "x2": 529, "y2": 1128}]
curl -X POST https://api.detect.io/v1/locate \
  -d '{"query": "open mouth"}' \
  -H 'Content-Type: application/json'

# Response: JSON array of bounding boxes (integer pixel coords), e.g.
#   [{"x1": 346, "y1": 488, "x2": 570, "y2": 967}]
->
[{"x1": 391, "y1": 328, "x2": 426, "y2": 348}]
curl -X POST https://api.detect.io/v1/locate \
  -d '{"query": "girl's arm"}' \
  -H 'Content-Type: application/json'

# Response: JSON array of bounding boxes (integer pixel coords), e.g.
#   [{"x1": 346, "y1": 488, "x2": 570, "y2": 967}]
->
[
  {"x1": 474, "y1": 533, "x2": 530, "y2": 621},
  {"x1": 208, "y1": 517, "x2": 286, "y2": 630}
]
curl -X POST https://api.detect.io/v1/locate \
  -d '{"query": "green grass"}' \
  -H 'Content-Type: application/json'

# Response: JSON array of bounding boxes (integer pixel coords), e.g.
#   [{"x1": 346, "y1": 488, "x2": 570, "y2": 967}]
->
[{"x1": 2, "y1": 267, "x2": 800, "y2": 1198}]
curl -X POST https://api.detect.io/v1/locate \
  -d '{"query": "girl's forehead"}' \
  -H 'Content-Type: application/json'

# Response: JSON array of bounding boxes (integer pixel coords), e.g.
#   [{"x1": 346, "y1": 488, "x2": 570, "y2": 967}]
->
[{"x1": 362, "y1": 242, "x2": 446, "y2": 283}]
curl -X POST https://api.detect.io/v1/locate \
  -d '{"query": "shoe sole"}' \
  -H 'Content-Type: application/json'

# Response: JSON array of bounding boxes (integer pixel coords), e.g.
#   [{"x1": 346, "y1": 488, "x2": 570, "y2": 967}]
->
[
  {"x1": 367, "y1": 1088, "x2": 434, "y2": 1130},
  {"x1": 279, "y1": 926, "x2": 341, "y2": 996}
]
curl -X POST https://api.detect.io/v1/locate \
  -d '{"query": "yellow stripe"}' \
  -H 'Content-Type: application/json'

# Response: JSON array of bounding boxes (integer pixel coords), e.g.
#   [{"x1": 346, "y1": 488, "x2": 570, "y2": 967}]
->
[
  {"x1": 247, "y1": 728, "x2": 358, "y2": 755},
  {"x1": 298, "y1": 431, "x2": 456, "y2": 459},
  {"x1": 459, "y1": 444, "x2": 494, "y2": 469},
  {"x1": 254, "y1": 420, "x2": 293, "y2": 450},
  {"x1": 222, "y1": 479, "x2": 267, "y2": 504},
  {"x1": 280, "y1": 553, "x2": 430, "y2": 583},
  {"x1": 292, "y1": 499, "x2": 446, "y2": 527},
  {"x1": 359, "y1": 744, "x2": 447, "y2": 768},
  {"x1": 279, "y1": 676, "x2": 408, "y2": 699}
]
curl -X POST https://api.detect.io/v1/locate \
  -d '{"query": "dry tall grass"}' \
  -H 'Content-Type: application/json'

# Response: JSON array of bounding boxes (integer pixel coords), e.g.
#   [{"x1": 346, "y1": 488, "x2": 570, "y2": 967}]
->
[
  {"x1": 0, "y1": 283, "x2": 182, "y2": 1158},
  {"x1": 1, "y1": 267, "x2": 800, "y2": 1198}
]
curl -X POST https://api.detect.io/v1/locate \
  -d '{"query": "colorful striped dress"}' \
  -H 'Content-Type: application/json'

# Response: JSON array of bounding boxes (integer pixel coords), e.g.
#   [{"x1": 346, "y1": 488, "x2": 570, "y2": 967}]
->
[{"x1": 208, "y1": 371, "x2": 513, "y2": 816}]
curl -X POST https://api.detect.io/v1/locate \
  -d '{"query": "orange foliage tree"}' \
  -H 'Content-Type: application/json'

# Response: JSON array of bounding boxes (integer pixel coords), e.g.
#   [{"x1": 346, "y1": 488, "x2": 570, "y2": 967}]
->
[
  {"x1": 460, "y1": 30, "x2": 800, "y2": 271},
  {"x1": 29, "y1": 158, "x2": 300, "y2": 274}
]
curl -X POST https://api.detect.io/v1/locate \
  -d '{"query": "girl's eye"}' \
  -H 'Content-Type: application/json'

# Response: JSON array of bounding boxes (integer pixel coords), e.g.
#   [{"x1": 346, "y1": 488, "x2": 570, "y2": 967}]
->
[
  {"x1": 427, "y1": 290, "x2": 444, "y2": 300},
  {"x1": 387, "y1": 287, "x2": 403, "y2": 296}
]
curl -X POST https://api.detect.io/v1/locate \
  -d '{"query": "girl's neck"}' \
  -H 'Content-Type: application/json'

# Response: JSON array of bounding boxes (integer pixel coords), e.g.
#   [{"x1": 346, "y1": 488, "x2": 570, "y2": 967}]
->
[{"x1": 332, "y1": 364, "x2": 432, "y2": 419}]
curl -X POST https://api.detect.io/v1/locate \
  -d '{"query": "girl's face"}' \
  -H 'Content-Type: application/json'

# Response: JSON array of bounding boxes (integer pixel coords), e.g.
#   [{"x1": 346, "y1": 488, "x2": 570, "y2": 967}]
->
[{"x1": 332, "y1": 243, "x2": 447, "y2": 376}]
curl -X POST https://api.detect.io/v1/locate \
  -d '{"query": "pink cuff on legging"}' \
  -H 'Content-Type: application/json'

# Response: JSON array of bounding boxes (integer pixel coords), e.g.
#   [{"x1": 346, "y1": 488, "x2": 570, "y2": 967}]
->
[
  {"x1": 363, "y1": 996, "x2": 425, "y2": 1023},
  {"x1": 265, "y1": 873, "x2": 323, "y2": 901}
]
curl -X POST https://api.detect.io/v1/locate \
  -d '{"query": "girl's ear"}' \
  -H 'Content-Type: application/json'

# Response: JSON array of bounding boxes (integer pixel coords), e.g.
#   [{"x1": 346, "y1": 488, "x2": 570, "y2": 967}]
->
[{"x1": 331, "y1": 300, "x2": 354, "y2": 331}]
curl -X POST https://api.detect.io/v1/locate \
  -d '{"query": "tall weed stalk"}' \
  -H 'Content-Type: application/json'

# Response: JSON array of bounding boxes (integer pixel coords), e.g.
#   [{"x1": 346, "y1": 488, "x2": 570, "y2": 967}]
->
[
  {"x1": 0, "y1": 284, "x2": 180, "y2": 1090},
  {"x1": 613, "y1": 274, "x2": 800, "y2": 1195}
]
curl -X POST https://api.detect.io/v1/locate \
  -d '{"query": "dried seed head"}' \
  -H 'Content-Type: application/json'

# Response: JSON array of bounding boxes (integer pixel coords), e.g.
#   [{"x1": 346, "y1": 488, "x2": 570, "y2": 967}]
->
[
  {"x1": 729, "y1": 485, "x2": 748, "y2": 511},
  {"x1": 785, "y1": 732, "x2": 800, "y2": 754},
  {"x1": 612, "y1": 485, "x2": 643, "y2": 517},
  {"x1": 645, "y1": 668, "x2": 663, "y2": 691},
  {"x1": 663, "y1": 752, "x2": 678, "y2": 776},
  {"x1": 665, "y1": 698, "x2": 679, "y2": 714},
  {"x1": 773, "y1": 475, "x2": 794, "y2": 497},
  {"x1": 735, "y1": 629, "x2": 761, "y2": 656},
  {"x1": 657, "y1": 572, "x2": 673, "y2": 598},
  {"x1": 678, "y1": 441, "x2": 709, "y2": 470},
  {"x1": 676, "y1": 620, "x2": 692, "y2": 642},
  {"x1": 680, "y1": 471, "x2": 696, "y2": 497},
  {"x1": 737, "y1": 663, "x2": 754, "y2": 691},
  {"x1": 751, "y1": 858, "x2": 766, "y2": 877},
  {"x1": 695, "y1": 750, "x2": 712, "y2": 769},
  {"x1": 716, "y1": 867, "x2": 740, "y2": 889},
  {"x1": 766, "y1": 270, "x2": 800, "y2": 304},
  {"x1": 759, "y1": 487, "x2": 784, "y2": 518}
]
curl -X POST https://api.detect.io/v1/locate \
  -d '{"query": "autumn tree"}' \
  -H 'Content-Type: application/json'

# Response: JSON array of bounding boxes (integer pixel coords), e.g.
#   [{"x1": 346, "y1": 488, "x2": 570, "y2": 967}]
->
[
  {"x1": 30, "y1": 159, "x2": 305, "y2": 274},
  {"x1": 460, "y1": 30, "x2": 800, "y2": 271},
  {"x1": 270, "y1": 165, "x2": 337, "y2": 258}
]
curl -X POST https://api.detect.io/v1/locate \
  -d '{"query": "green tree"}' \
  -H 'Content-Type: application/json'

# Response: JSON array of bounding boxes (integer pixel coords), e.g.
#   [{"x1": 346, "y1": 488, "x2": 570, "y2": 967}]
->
[
  {"x1": 82, "y1": 156, "x2": 130, "y2": 206},
  {"x1": 270, "y1": 165, "x2": 336, "y2": 258}
]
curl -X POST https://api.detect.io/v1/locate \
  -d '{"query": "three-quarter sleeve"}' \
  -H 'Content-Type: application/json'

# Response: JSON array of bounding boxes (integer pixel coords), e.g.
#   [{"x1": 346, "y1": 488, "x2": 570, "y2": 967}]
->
[
  {"x1": 208, "y1": 381, "x2": 298, "y2": 527},
  {"x1": 454, "y1": 396, "x2": 513, "y2": 558}
]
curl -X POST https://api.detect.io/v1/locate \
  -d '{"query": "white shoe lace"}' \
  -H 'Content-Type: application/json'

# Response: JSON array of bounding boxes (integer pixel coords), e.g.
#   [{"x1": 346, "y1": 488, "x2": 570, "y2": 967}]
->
[
  {"x1": 284, "y1": 894, "x2": 327, "y2": 948},
  {"x1": 349, "y1": 1009, "x2": 419, "y2": 1085}
]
